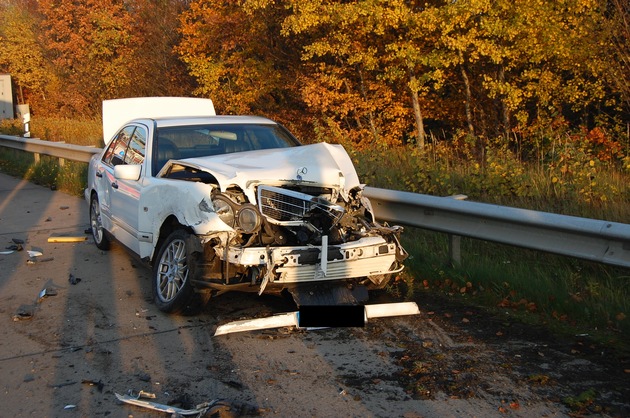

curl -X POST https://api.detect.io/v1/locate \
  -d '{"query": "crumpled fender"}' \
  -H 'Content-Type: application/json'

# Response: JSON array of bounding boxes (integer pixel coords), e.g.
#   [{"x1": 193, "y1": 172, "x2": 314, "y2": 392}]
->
[{"x1": 137, "y1": 179, "x2": 234, "y2": 259}]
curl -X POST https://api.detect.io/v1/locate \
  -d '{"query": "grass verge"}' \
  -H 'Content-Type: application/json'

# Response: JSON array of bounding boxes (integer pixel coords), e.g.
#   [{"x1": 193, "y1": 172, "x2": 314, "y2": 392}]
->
[{"x1": 0, "y1": 148, "x2": 87, "y2": 196}]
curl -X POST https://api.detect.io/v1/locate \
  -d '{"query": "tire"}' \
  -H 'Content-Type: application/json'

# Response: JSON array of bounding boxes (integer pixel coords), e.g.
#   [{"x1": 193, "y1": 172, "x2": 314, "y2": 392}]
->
[
  {"x1": 152, "y1": 229, "x2": 205, "y2": 314},
  {"x1": 90, "y1": 194, "x2": 110, "y2": 250}
]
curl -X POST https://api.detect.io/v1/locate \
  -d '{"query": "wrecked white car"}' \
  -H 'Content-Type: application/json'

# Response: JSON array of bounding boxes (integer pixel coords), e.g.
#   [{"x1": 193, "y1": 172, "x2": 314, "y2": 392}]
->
[{"x1": 86, "y1": 97, "x2": 406, "y2": 313}]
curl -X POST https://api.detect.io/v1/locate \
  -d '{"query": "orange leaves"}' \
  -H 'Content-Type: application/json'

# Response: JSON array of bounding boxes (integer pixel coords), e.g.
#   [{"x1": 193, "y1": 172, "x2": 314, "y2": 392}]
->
[
  {"x1": 498, "y1": 400, "x2": 521, "y2": 413},
  {"x1": 498, "y1": 297, "x2": 538, "y2": 313}
]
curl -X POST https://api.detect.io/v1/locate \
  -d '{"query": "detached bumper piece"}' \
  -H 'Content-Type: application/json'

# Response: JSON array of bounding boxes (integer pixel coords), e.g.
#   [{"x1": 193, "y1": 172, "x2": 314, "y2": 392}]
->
[{"x1": 213, "y1": 302, "x2": 420, "y2": 336}]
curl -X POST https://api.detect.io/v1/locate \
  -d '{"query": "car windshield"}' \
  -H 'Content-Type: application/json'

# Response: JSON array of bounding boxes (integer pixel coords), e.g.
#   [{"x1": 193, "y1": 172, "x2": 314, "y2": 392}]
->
[{"x1": 153, "y1": 123, "x2": 301, "y2": 175}]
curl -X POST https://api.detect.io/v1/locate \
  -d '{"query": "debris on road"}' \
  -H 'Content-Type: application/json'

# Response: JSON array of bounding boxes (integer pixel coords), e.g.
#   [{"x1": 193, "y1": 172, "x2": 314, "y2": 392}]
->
[
  {"x1": 135, "y1": 372, "x2": 151, "y2": 382},
  {"x1": 214, "y1": 302, "x2": 421, "y2": 336},
  {"x1": 81, "y1": 379, "x2": 104, "y2": 392},
  {"x1": 48, "y1": 235, "x2": 88, "y2": 243},
  {"x1": 115, "y1": 391, "x2": 231, "y2": 417},
  {"x1": 130, "y1": 390, "x2": 156, "y2": 399},
  {"x1": 214, "y1": 312, "x2": 297, "y2": 336},
  {"x1": 37, "y1": 287, "x2": 58, "y2": 302},
  {"x1": 27, "y1": 250, "x2": 43, "y2": 258},
  {"x1": 12, "y1": 304, "x2": 35, "y2": 321},
  {"x1": 68, "y1": 274, "x2": 81, "y2": 285}
]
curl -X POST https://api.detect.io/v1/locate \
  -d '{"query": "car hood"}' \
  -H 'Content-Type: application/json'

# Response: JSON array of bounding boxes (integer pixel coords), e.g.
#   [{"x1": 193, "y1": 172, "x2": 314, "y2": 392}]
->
[{"x1": 160, "y1": 142, "x2": 362, "y2": 202}]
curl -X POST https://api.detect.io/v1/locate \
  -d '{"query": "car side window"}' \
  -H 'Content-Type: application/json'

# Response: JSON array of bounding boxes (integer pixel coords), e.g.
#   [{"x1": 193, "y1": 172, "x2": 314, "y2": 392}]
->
[
  {"x1": 124, "y1": 126, "x2": 146, "y2": 165},
  {"x1": 102, "y1": 126, "x2": 135, "y2": 167}
]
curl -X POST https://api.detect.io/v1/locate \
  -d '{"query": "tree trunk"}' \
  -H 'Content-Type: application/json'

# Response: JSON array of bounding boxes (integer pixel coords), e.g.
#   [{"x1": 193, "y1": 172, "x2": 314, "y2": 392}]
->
[
  {"x1": 344, "y1": 80, "x2": 363, "y2": 130},
  {"x1": 357, "y1": 68, "x2": 379, "y2": 144},
  {"x1": 498, "y1": 65, "x2": 510, "y2": 140},
  {"x1": 459, "y1": 52, "x2": 474, "y2": 135},
  {"x1": 409, "y1": 73, "x2": 426, "y2": 149}
]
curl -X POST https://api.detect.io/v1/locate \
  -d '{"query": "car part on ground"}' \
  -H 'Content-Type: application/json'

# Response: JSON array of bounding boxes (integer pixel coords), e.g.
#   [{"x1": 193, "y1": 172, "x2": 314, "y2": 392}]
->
[{"x1": 213, "y1": 302, "x2": 421, "y2": 336}]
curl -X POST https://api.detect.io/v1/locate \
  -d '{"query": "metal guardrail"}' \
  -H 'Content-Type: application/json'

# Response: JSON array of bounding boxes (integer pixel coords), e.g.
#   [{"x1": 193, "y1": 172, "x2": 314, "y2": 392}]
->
[
  {"x1": 1, "y1": 134, "x2": 629, "y2": 268},
  {"x1": 0, "y1": 134, "x2": 100, "y2": 163},
  {"x1": 364, "y1": 187, "x2": 630, "y2": 268}
]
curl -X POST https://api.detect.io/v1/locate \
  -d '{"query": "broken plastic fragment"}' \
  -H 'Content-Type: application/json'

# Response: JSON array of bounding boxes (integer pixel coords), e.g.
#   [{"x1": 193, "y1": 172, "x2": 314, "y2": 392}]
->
[
  {"x1": 0, "y1": 250, "x2": 14, "y2": 255},
  {"x1": 214, "y1": 312, "x2": 298, "y2": 336},
  {"x1": 125, "y1": 390, "x2": 156, "y2": 399},
  {"x1": 115, "y1": 392, "x2": 224, "y2": 416},
  {"x1": 47, "y1": 236, "x2": 88, "y2": 243},
  {"x1": 38, "y1": 288, "x2": 58, "y2": 302},
  {"x1": 68, "y1": 274, "x2": 81, "y2": 285},
  {"x1": 27, "y1": 250, "x2": 43, "y2": 258},
  {"x1": 12, "y1": 238, "x2": 25, "y2": 245}
]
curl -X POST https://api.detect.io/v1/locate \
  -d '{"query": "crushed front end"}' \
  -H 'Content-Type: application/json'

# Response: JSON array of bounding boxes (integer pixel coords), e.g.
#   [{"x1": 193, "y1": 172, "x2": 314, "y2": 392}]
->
[
  {"x1": 157, "y1": 142, "x2": 408, "y2": 302},
  {"x1": 191, "y1": 181, "x2": 407, "y2": 298}
]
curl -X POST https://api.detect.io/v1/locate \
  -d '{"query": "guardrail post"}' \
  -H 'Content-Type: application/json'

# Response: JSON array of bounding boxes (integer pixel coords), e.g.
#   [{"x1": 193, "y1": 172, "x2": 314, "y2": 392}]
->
[
  {"x1": 448, "y1": 234, "x2": 462, "y2": 266},
  {"x1": 446, "y1": 195, "x2": 466, "y2": 266}
]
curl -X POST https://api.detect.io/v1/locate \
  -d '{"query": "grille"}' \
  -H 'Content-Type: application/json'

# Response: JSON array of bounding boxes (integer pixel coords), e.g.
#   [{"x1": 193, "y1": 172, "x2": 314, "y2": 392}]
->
[{"x1": 257, "y1": 185, "x2": 344, "y2": 225}]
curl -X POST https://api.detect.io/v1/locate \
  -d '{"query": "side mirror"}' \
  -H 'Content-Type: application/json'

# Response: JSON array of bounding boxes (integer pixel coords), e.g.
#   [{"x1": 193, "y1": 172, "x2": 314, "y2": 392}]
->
[{"x1": 114, "y1": 164, "x2": 141, "y2": 181}]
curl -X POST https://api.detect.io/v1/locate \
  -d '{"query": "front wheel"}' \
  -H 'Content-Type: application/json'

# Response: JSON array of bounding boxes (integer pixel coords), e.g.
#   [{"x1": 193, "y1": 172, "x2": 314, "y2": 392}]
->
[
  {"x1": 152, "y1": 229, "x2": 205, "y2": 314},
  {"x1": 90, "y1": 194, "x2": 110, "y2": 250}
]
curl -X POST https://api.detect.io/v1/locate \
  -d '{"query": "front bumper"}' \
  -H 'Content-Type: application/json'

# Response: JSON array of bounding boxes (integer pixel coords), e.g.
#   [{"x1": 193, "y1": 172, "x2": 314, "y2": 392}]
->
[{"x1": 216, "y1": 235, "x2": 403, "y2": 284}]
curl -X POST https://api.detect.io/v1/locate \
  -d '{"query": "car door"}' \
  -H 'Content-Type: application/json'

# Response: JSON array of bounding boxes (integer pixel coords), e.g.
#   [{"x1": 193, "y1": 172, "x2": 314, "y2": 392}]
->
[
  {"x1": 96, "y1": 125, "x2": 136, "y2": 234},
  {"x1": 100, "y1": 124, "x2": 147, "y2": 254}
]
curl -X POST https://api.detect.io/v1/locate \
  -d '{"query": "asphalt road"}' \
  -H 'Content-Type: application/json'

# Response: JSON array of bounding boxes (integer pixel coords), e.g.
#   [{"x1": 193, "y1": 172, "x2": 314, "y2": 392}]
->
[{"x1": 0, "y1": 172, "x2": 627, "y2": 417}]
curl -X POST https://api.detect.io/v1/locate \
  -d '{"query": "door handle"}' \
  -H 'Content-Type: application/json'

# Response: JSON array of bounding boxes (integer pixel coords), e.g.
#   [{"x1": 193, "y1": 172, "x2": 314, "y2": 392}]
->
[
  {"x1": 96, "y1": 171, "x2": 103, "y2": 178},
  {"x1": 112, "y1": 182, "x2": 119, "y2": 189}
]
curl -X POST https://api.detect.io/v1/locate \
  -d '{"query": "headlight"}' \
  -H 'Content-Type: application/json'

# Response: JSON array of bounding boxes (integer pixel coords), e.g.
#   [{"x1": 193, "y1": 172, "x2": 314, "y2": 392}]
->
[
  {"x1": 212, "y1": 195, "x2": 235, "y2": 227},
  {"x1": 237, "y1": 204, "x2": 261, "y2": 234}
]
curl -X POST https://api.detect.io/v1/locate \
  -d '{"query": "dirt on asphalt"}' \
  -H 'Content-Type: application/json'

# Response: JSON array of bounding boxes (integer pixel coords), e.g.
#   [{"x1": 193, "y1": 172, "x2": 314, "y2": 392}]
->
[{"x1": 0, "y1": 176, "x2": 628, "y2": 417}]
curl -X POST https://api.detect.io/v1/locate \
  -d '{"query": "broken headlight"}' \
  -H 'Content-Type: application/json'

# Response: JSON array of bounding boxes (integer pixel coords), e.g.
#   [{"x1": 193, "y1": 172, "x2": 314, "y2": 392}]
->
[{"x1": 212, "y1": 195, "x2": 235, "y2": 227}]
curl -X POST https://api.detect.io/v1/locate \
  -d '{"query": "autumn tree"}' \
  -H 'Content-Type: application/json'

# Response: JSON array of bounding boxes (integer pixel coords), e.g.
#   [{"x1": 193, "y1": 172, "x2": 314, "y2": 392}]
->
[
  {"x1": 126, "y1": 0, "x2": 196, "y2": 98},
  {"x1": 37, "y1": 0, "x2": 137, "y2": 115},
  {"x1": 0, "y1": 0, "x2": 625, "y2": 149},
  {"x1": 177, "y1": 0, "x2": 303, "y2": 127},
  {"x1": 602, "y1": 0, "x2": 630, "y2": 118},
  {"x1": 431, "y1": 0, "x2": 616, "y2": 141},
  {"x1": 0, "y1": 1, "x2": 49, "y2": 107},
  {"x1": 280, "y1": 0, "x2": 427, "y2": 148}
]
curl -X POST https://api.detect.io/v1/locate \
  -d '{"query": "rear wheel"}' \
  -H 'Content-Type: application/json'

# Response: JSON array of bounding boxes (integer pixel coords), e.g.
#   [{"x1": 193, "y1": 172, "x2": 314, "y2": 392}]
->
[
  {"x1": 90, "y1": 194, "x2": 110, "y2": 250},
  {"x1": 152, "y1": 229, "x2": 205, "y2": 314}
]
